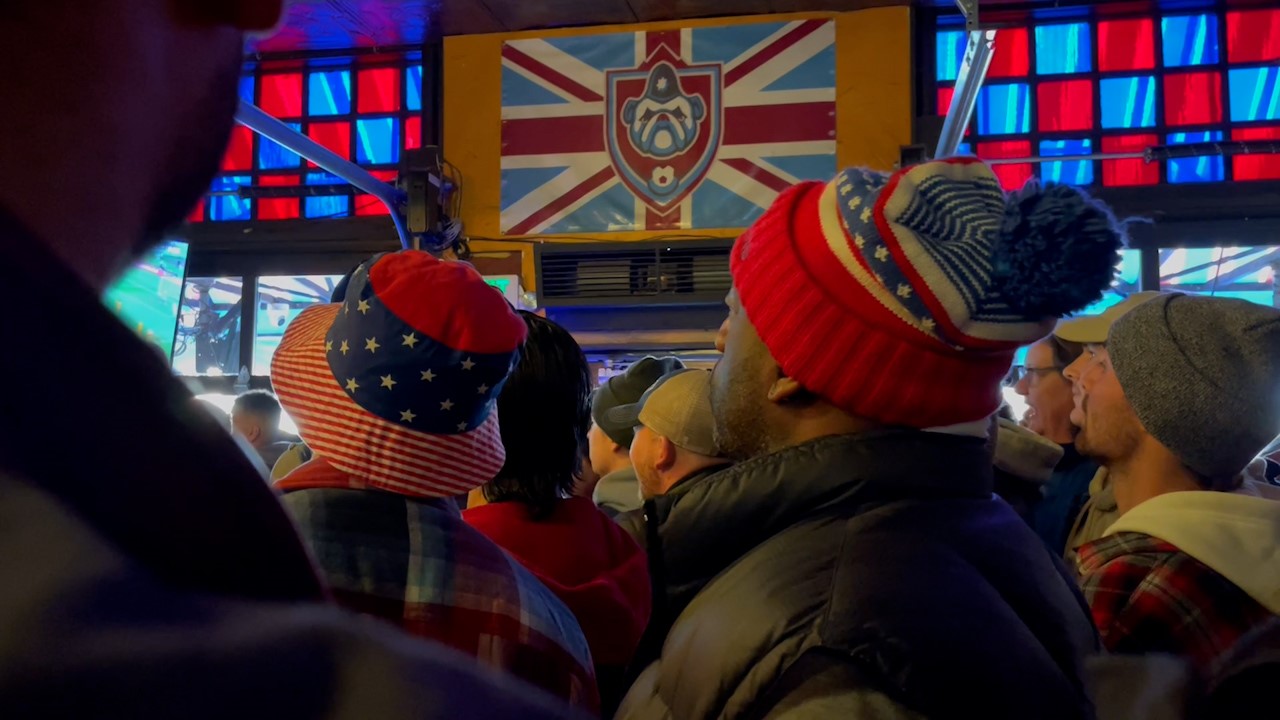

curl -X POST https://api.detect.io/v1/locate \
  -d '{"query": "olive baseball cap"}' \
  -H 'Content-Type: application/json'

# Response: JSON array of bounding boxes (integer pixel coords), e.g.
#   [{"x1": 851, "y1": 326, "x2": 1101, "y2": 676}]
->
[{"x1": 606, "y1": 369, "x2": 719, "y2": 457}]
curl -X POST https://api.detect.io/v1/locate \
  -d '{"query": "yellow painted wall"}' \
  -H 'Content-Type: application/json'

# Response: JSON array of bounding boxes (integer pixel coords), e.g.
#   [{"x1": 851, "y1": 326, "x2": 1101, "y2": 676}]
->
[{"x1": 443, "y1": 7, "x2": 914, "y2": 289}]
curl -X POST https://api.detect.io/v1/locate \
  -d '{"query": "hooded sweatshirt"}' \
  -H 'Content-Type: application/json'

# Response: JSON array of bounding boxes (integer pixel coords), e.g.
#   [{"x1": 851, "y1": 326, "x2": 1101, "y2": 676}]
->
[
  {"x1": 464, "y1": 496, "x2": 652, "y2": 668},
  {"x1": 1077, "y1": 480, "x2": 1280, "y2": 670}
]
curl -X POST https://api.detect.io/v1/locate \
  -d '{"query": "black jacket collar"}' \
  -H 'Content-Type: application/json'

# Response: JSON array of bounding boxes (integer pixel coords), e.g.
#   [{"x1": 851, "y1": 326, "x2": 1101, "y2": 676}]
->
[{"x1": 649, "y1": 429, "x2": 993, "y2": 612}]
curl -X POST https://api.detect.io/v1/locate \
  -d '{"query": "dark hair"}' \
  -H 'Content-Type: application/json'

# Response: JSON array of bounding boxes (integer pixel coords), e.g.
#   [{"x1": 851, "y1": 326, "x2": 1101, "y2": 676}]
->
[
  {"x1": 482, "y1": 312, "x2": 591, "y2": 519},
  {"x1": 232, "y1": 390, "x2": 282, "y2": 429},
  {"x1": 1045, "y1": 335, "x2": 1085, "y2": 369}
]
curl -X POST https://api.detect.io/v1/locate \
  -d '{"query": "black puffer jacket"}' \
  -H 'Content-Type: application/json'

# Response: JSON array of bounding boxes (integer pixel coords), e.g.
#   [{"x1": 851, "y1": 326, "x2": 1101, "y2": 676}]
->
[{"x1": 618, "y1": 430, "x2": 1099, "y2": 719}]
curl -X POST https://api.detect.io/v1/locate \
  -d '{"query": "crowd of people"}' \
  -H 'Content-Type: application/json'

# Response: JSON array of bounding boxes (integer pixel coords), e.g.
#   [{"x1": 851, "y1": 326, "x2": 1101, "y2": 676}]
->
[{"x1": 3, "y1": 1, "x2": 1280, "y2": 718}]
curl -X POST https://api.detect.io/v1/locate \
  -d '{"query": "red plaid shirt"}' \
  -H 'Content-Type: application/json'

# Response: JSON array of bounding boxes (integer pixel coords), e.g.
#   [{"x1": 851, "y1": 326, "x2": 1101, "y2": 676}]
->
[{"x1": 1078, "y1": 531, "x2": 1276, "y2": 672}]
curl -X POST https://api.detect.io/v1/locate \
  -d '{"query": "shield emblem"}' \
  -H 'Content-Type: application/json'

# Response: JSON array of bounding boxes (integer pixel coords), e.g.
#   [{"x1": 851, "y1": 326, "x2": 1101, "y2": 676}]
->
[{"x1": 605, "y1": 50, "x2": 722, "y2": 216}]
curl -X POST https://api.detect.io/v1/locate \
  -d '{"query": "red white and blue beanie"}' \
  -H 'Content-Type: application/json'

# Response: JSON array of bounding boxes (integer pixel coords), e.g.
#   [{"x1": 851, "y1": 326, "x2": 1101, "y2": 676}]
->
[
  {"x1": 732, "y1": 157, "x2": 1125, "y2": 428},
  {"x1": 272, "y1": 251, "x2": 527, "y2": 498}
]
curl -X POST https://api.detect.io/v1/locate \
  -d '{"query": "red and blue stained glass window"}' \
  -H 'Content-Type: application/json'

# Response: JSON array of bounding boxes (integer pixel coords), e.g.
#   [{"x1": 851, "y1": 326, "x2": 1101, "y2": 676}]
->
[
  {"x1": 193, "y1": 55, "x2": 425, "y2": 222},
  {"x1": 934, "y1": 8, "x2": 1280, "y2": 189}
]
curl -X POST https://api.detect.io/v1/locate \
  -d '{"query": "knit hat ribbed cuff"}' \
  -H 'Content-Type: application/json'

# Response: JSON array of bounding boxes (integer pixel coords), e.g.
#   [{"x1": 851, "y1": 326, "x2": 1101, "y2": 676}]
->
[{"x1": 732, "y1": 182, "x2": 1009, "y2": 428}]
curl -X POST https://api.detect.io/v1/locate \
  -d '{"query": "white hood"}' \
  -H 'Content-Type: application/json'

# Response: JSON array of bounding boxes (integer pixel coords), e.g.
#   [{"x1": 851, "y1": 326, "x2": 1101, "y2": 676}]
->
[{"x1": 1106, "y1": 481, "x2": 1280, "y2": 614}]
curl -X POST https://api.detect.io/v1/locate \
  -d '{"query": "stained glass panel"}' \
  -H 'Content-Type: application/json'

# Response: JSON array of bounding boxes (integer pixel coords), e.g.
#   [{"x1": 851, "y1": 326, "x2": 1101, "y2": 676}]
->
[
  {"x1": 407, "y1": 65, "x2": 424, "y2": 111},
  {"x1": 308, "y1": 70, "x2": 352, "y2": 116},
  {"x1": 1040, "y1": 138, "x2": 1094, "y2": 185},
  {"x1": 1228, "y1": 66, "x2": 1280, "y2": 122},
  {"x1": 1100, "y1": 76, "x2": 1157, "y2": 129},
  {"x1": 936, "y1": 30, "x2": 966, "y2": 82},
  {"x1": 260, "y1": 73, "x2": 304, "y2": 118},
  {"x1": 1227, "y1": 10, "x2": 1280, "y2": 64},
  {"x1": 307, "y1": 122, "x2": 351, "y2": 165},
  {"x1": 1164, "y1": 72, "x2": 1223, "y2": 126},
  {"x1": 209, "y1": 176, "x2": 252, "y2": 222},
  {"x1": 1037, "y1": 80, "x2": 1093, "y2": 132},
  {"x1": 1162, "y1": 14, "x2": 1220, "y2": 67},
  {"x1": 1232, "y1": 126, "x2": 1280, "y2": 181},
  {"x1": 1101, "y1": 134, "x2": 1160, "y2": 186},
  {"x1": 1167, "y1": 131, "x2": 1225, "y2": 183},
  {"x1": 257, "y1": 122, "x2": 302, "y2": 170},
  {"x1": 358, "y1": 68, "x2": 402, "y2": 114},
  {"x1": 989, "y1": 28, "x2": 1030, "y2": 78},
  {"x1": 305, "y1": 173, "x2": 351, "y2": 219},
  {"x1": 977, "y1": 83, "x2": 1031, "y2": 135},
  {"x1": 256, "y1": 175, "x2": 301, "y2": 220},
  {"x1": 1035, "y1": 24, "x2": 1091, "y2": 75},
  {"x1": 1098, "y1": 18, "x2": 1155, "y2": 72},
  {"x1": 356, "y1": 118, "x2": 400, "y2": 165}
]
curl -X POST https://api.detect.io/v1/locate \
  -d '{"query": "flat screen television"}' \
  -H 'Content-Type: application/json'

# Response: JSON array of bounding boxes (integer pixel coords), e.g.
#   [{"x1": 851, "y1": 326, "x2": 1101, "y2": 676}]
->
[{"x1": 103, "y1": 240, "x2": 190, "y2": 361}]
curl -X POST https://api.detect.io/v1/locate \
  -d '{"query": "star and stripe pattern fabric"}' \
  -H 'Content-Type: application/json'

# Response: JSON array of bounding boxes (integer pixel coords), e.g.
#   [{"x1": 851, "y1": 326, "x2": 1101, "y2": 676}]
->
[{"x1": 271, "y1": 251, "x2": 527, "y2": 498}]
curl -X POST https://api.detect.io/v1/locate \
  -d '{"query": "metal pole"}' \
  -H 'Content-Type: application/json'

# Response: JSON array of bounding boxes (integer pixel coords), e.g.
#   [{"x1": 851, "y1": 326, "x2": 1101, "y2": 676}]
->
[
  {"x1": 985, "y1": 151, "x2": 1147, "y2": 165},
  {"x1": 234, "y1": 100, "x2": 412, "y2": 248},
  {"x1": 936, "y1": 29, "x2": 997, "y2": 159}
]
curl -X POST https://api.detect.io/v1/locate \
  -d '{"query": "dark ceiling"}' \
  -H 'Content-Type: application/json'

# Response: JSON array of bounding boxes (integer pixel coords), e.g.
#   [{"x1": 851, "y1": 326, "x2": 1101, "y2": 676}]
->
[
  {"x1": 246, "y1": 0, "x2": 1261, "y2": 54},
  {"x1": 249, "y1": 0, "x2": 910, "y2": 53}
]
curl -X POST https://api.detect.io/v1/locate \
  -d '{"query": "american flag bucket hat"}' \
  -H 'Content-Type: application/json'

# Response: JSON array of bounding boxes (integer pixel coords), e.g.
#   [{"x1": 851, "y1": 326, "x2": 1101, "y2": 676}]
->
[{"x1": 271, "y1": 251, "x2": 527, "y2": 498}]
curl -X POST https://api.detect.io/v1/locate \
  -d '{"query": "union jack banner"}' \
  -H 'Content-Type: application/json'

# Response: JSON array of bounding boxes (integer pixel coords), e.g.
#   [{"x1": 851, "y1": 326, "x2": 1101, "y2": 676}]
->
[{"x1": 500, "y1": 20, "x2": 837, "y2": 234}]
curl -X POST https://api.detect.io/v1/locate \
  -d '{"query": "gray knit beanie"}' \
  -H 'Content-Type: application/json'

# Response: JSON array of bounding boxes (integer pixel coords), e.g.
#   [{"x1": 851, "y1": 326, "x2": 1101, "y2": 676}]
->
[{"x1": 1108, "y1": 293, "x2": 1280, "y2": 483}]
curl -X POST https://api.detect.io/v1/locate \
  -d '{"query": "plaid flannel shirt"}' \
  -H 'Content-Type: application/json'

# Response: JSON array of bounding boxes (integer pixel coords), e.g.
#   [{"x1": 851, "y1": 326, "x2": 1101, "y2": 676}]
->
[
  {"x1": 1078, "y1": 531, "x2": 1275, "y2": 672},
  {"x1": 280, "y1": 464, "x2": 598, "y2": 713}
]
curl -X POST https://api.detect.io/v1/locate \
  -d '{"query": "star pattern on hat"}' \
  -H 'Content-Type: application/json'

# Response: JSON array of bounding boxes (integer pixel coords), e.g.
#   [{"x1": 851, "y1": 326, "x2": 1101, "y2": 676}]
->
[
  {"x1": 325, "y1": 340, "x2": 333, "y2": 352},
  {"x1": 853, "y1": 234, "x2": 866, "y2": 249},
  {"x1": 322, "y1": 264, "x2": 518, "y2": 437},
  {"x1": 897, "y1": 283, "x2": 913, "y2": 299},
  {"x1": 922, "y1": 317, "x2": 936, "y2": 331},
  {"x1": 861, "y1": 206, "x2": 873, "y2": 224},
  {"x1": 874, "y1": 246, "x2": 890, "y2": 262},
  {"x1": 839, "y1": 181, "x2": 853, "y2": 196},
  {"x1": 847, "y1": 196, "x2": 862, "y2": 211}
]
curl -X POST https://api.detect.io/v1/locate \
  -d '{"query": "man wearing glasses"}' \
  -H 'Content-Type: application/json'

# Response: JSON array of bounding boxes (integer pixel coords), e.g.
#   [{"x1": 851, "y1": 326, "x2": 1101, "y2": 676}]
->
[{"x1": 1014, "y1": 333, "x2": 1099, "y2": 555}]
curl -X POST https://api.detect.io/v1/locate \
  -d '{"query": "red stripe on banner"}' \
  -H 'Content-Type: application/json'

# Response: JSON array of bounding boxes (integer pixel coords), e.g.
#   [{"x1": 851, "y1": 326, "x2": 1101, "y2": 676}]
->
[
  {"x1": 501, "y1": 115, "x2": 605, "y2": 156},
  {"x1": 645, "y1": 206, "x2": 682, "y2": 231},
  {"x1": 725, "y1": 19, "x2": 827, "y2": 87},
  {"x1": 502, "y1": 44, "x2": 602, "y2": 103},
  {"x1": 645, "y1": 30, "x2": 681, "y2": 59},
  {"x1": 721, "y1": 158, "x2": 794, "y2": 194},
  {"x1": 508, "y1": 167, "x2": 616, "y2": 236},
  {"x1": 722, "y1": 103, "x2": 835, "y2": 145}
]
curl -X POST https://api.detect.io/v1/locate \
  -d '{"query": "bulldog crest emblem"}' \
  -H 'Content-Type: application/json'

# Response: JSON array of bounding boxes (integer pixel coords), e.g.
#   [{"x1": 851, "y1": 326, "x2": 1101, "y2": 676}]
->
[{"x1": 605, "y1": 47, "x2": 722, "y2": 216}]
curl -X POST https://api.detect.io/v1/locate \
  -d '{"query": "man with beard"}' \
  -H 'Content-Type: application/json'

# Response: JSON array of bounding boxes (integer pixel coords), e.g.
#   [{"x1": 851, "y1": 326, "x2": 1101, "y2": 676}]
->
[
  {"x1": 0, "y1": 2, "x2": 581, "y2": 717},
  {"x1": 1064, "y1": 294, "x2": 1280, "y2": 671},
  {"x1": 616, "y1": 160, "x2": 1123, "y2": 719}
]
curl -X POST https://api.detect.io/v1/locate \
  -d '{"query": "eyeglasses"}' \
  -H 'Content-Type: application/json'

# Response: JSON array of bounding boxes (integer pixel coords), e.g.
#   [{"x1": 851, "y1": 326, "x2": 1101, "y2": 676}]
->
[{"x1": 1012, "y1": 365, "x2": 1063, "y2": 384}]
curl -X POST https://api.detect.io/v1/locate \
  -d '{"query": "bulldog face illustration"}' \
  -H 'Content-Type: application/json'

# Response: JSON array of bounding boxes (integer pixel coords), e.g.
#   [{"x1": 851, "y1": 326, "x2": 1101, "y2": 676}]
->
[{"x1": 622, "y1": 62, "x2": 706, "y2": 163}]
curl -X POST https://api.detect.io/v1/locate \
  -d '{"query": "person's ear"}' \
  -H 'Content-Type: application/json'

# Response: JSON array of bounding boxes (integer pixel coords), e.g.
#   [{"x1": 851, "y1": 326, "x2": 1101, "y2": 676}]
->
[
  {"x1": 655, "y1": 437, "x2": 677, "y2": 472},
  {"x1": 246, "y1": 423, "x2": 262, "y2": 444},
  {"x1": 174, "y1": 0, "x2": 286, "y2": 32},
  {"x1": 767, "y1": 374, "x2": 806, "y2": 404}
]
